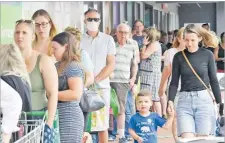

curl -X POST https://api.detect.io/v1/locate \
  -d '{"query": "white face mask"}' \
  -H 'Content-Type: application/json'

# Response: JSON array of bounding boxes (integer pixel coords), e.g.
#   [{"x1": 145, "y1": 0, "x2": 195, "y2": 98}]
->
[{"x1": 86, "y1": 21, "x2": 99, "y2": 32}]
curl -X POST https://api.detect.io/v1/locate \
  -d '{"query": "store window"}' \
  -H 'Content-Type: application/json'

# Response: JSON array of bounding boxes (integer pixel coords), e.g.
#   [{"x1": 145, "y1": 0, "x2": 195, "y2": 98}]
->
[{"x1": 144, "y1": 4, "x2": 153, "y2": 27}]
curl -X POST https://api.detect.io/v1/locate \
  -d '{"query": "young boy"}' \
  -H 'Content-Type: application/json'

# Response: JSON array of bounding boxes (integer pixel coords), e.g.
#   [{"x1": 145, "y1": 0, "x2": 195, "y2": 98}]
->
[{"x1": 129, "y1": 90, "x2": 174, "y2": 143}]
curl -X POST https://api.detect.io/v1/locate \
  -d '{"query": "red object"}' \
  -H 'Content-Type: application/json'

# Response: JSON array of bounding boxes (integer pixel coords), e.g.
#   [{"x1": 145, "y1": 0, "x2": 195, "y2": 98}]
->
[
  {"x1": 161, "y1": 3, "x2": 168, "y2": 9},
  {"x1": 217, "y1": 69, "x2": 225, "y2": 73}
]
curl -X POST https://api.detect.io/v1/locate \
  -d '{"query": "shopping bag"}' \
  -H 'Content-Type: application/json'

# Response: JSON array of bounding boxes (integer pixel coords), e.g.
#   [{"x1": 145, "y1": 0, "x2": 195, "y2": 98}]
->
[
  {"x1": 86, "y1": 89, "x2": 109, "y2": 132},
  {"x1": 110, "y1": 88, "x2": 120, "y2": 117}
]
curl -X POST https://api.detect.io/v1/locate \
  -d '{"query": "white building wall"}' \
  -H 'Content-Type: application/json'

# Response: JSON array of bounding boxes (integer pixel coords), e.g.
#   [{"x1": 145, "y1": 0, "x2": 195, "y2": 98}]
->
[{"x1": 21, "y1": 2, "x2": 85, "y2": 33}]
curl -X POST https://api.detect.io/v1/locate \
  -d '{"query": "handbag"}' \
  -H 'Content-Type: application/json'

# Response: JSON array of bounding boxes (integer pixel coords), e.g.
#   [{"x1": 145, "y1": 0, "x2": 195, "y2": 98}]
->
[
  {"x1": 80, "y1": 84, "x2": 105, "y2": 112},
  {"x1": 182, "y1": 51, "x2": 219, "y2": 119}
]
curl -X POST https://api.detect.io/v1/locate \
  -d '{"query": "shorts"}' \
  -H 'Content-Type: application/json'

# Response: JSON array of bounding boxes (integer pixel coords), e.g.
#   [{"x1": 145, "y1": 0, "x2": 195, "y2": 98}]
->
[
  {"x1": 176, "y1": 90, "x2": 216, "y2": 136},
  {"x1": 110, "y1": 82, "x2": 130, "y2": 114}
]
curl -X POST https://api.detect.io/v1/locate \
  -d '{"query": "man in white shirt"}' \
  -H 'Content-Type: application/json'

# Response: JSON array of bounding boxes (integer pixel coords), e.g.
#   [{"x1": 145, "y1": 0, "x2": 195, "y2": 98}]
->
[
  {"x1": 80, "y1": 8, "x2": 116, "y2": 143},
  {"x1": 1, "y1": 79, "x2": 22, "y2": 143}
]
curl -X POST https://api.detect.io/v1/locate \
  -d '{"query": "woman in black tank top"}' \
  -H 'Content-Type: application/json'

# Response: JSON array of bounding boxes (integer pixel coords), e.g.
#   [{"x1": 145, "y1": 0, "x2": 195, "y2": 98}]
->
[{"x1": 214, "y1": 32, "x2": 225, "y2": 72}]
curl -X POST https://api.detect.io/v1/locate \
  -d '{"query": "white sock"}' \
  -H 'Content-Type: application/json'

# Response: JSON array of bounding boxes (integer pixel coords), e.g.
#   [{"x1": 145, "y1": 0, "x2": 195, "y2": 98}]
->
[{"x1": 118, "y1": 129, "x2": 125, "y2": 138}]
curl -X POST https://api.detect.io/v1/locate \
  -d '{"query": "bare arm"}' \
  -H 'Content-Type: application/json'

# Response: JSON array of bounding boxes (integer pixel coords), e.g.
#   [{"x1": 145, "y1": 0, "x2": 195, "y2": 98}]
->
[
  {"x1": 162, "y1": 114, "x2": 174, "y2": 130},
  {"x1": 163, "y1": 101, "x2": 174, "y2": 129},
  {"x1": 84, "y1": 71, "x2": 94, "y2": 88},
  {"x1": 129, "y1": 128, "x2": 142, "y2": 141},
  {"x1": 130, "y1": 59, "x2": 138, "y2": 80},
  {"x1": 140, "y1": 42, "x2": 158, "y2": 60},
  {"x1": 58, "y1": 77, "x2": 83, "y2": 101},
  {"x1": 213, "y1": 47, "x2": 222, "y2": 61},
  {"x1": 159, "y1": 65, "x2": 172, "y2": 97},
  {"x1": 40, "y1": 55, "x2": 58, "y2": 128},
  {"x1": 95, "y1": 55, "x2": 115, "y2": 83}
]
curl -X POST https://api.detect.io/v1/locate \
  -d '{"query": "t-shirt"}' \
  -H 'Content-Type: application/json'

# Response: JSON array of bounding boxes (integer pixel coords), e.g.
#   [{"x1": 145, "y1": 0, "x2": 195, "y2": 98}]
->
[
  {"x1": 133, "y1": 35, "x2": 145, "y2": 50},
  {"x1": 168, "y1": 47, "x2": 221, "y2": 103},
  {"x1": 129, "y1": 112, "x2": 166, "y2": 143},
  {"x1": 80, "y1": 32, "x2": 116, "y2": 89},
  {"x1": 81, "y1": 49, "x2": 94, "y2": 72},
  {"x1": 56, "y1": 61, "x2": 84, "y2": 91}
]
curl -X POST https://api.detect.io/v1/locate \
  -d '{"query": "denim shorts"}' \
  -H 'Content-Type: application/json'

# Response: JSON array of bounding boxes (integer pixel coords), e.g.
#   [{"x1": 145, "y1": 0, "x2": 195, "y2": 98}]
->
[{"x1": 176, "y1": 90, "x2": 216, "y2": 136}]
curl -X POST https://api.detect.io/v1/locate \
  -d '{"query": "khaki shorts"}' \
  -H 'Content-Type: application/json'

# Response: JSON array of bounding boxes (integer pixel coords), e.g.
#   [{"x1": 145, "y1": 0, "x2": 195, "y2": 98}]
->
[{"x1": 110, "y1": 82, "x2": 130, "y2": 114}]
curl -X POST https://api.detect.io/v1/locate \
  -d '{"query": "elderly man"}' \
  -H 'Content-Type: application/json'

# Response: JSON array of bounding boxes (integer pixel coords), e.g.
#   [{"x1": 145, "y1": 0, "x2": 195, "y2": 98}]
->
[
  {"x1": 80, "y1": 8, "x2": 116, "y2": 143},
  {"x1": 110, "y1": 23, "x2": 138, "y2": 143}
]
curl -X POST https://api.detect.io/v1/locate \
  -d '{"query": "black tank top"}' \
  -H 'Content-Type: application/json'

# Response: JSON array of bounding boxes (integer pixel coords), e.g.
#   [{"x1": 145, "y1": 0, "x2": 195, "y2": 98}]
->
[{"x1": 217, "y1": 44, "x2": 225, "y2": 70}]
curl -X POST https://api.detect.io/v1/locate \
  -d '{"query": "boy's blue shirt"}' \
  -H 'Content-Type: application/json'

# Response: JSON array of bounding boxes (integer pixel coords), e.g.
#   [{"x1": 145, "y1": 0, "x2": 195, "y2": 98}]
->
[{"x1": 129, "y1": 112, "x2": 166, "y2": 143}]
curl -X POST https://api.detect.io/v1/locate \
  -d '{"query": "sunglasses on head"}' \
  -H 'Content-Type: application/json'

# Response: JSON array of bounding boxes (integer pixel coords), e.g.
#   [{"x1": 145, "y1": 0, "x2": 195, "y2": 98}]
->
[
  {"x1": 16, "y1": 19, "x2": 34, "y2": 25},
  {"x1": 86, "y1": 18, "x2": 100, "y2": 22}
]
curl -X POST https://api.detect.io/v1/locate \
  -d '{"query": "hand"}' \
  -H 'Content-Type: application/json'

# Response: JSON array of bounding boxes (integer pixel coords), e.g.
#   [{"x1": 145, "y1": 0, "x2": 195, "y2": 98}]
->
[
  {"x1": 129, "y1": 78, "x2": 136, "y2": 89},
  {"x1": 109, "y1": 72, "x2": 114, "y2": 79},
  {"x1": 94, "y1": 76, "x2": 100, "y2": 84},
  {"x1": 46, "y1": 120, "x2": 53, "y2": 128},
  {"x1": 131, "y1": 84, "x2": 137, "y2": 95},
  {"x1": 167, "y1": 101, "x2": 174, "y2": 117},
  {"x1": 137, "y1": 136, "x2": 144, "y2": 143},
  {"x1": 143, "y1": 36, "x2": 150, "y2": 46}
]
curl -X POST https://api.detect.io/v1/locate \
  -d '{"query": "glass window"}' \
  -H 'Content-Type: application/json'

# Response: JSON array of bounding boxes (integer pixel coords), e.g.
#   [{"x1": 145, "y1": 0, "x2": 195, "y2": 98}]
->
[
  {"x1": 127, "y1": 2, "x2": 133, "y2": 27},
  {"x1": 154, "y1": 9, "x2": 158, "y2": 29},
  {"x1": 112, "y1": 2, "x2": 120, "y2": 29},
  {"x1": 144, "y1": 4, "x2": 153, "y2": 27}
]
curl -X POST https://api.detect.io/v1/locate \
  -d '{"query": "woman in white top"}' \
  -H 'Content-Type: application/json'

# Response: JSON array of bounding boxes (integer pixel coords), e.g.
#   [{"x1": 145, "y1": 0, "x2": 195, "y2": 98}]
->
[
  {"x1": 158, "y1": 27, "x2": 185, "y2": 141},
  {"x1": 1, "y1": 79, "x2": 22, "y2": 143}
]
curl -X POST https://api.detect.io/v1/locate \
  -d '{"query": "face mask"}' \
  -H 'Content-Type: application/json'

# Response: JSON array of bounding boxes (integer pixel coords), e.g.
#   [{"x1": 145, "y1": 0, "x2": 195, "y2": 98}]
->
[{"x1": 86, "y1": 21, "x2": 99, "y2": 32}]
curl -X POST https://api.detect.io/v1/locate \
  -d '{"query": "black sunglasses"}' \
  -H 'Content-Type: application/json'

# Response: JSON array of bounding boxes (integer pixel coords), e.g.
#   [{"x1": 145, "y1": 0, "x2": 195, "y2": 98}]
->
[
  {"x1": 16, "y1": 19, "x2": 34, "y2": 25},
  {"x1": 86, "y1": 18, "x2": 100, "y2": 22}
]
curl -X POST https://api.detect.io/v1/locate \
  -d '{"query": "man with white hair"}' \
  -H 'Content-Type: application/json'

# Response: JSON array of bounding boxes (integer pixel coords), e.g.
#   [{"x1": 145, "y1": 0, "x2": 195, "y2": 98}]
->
[{"x1": 110, "y1": 23, "x2": 138, "y2": 143}]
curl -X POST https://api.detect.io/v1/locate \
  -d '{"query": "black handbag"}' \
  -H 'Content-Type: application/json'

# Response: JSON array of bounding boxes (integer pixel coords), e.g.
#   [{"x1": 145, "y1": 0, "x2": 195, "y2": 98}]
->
[{"x1": 80, "y1": 85, "x2": 105, "y2": 112}]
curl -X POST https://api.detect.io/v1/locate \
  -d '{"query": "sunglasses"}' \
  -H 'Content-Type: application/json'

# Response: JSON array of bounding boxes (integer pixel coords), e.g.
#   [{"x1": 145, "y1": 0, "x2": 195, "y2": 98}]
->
[
  {"x1": 16, "y1": 19, "x2": 35, "y2": 25},
  {"x1": 86, "y1": 18, "x2": 100, "y2": 22}
]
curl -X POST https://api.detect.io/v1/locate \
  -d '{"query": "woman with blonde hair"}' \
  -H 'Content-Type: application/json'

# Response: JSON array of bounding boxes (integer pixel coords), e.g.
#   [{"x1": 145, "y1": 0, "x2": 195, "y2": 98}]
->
[
  {"x1": 139, "y1": 27, "x2": 162, "y2": 116},
  {"x1": 52, "y1": 32, "x2": 85, "y2": 143},
  {"x1": 64, "y1": 26, "x2": 94, "y2": 87},
  {"x1": 168, "y1": 24, "x2": 221, "y2": 139},
  {"x1": 158, "y1": 27, "x2": 185, "y2": 141},
  {"x1": 32, "y1": 9, "x2": 57, "y2": 56},
  {"x1": 0, "y1": 44, "x2": 32, "y2": 112},
  {"x1": 14, "y1": 19, "x2": 58, "y2": 142},
  {"x1": 0, "y1": 44, "x2": 31, "y2": 142}
]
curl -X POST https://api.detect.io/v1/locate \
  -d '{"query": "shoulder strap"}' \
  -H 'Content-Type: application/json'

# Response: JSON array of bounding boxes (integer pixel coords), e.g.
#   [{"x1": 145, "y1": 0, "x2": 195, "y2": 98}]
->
[{"x1": 181, "y1": 50, "x2": 215, "y2": 102}]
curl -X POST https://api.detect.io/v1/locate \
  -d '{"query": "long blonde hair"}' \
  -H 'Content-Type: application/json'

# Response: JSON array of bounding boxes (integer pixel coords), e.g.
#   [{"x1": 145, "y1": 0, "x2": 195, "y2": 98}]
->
[
  {"x1": 0, "y1": 44, "x2": 31, "y2": 86},
  {"x1": 172, "y1": 27, "x2": 185, "y2": 48},
  {"x1": 143, "y1": 27, "x2": 161, "y2": 44},
  {"x1": 184, "y1": 24, "x2": 218, "y2": 48}
]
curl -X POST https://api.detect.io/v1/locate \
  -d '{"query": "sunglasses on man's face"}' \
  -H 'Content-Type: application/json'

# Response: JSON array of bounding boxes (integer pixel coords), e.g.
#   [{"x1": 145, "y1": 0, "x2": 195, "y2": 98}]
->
[
  {"x1": 86, "y1": 18, "x2": 100, "y2": 22},
  {"x1": 16, "y1": 19, "x2": 34, "y2": 25}
]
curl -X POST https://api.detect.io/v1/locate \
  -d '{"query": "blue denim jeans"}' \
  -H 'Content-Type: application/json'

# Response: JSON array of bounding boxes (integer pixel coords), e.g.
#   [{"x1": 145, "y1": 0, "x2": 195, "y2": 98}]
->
[
  {"x1": 107, "y1": 90, "x2": 135, "y2": 140},
  {"x1": 176, "y1": 90, "x2": 216, "y2": 136}
]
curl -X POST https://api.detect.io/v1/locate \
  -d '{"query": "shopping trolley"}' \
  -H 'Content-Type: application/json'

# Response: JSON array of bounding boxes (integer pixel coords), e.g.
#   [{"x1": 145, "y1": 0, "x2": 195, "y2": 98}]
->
[{"x1": 0, "y1": 111, "x2": 46, "y2": 143}]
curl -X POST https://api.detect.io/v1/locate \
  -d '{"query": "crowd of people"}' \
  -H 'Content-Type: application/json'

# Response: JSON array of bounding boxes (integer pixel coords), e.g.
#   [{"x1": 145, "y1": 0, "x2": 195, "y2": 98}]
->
[{"x1": 0, "y1": 7, "x2": 224, "y2": 143}]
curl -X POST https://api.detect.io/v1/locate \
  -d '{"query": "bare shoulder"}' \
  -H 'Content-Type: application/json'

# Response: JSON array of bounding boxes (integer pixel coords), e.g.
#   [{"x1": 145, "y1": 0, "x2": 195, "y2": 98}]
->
[{"x1": 39, "y1": 55, "x2": 56, "y2": 72}]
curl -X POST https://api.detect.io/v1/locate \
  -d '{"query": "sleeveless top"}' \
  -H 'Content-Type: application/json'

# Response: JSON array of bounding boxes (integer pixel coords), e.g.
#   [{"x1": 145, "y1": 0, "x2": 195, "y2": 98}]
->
[
  {"x1": 217, "y1": 44, "x2": 225, "y2": 70},
  {"x1": 29, "y1": 54, "x2": 47, "y2": 110},
  {"x1": 140, "y1": 41, "x2": 162, "y2": 73}
]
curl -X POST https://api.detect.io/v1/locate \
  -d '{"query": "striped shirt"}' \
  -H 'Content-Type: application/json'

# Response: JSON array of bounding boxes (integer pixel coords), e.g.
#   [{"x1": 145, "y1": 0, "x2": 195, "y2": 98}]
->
[{"x1": 111, "y1": 39, "x2": 138, "y2": 83}]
